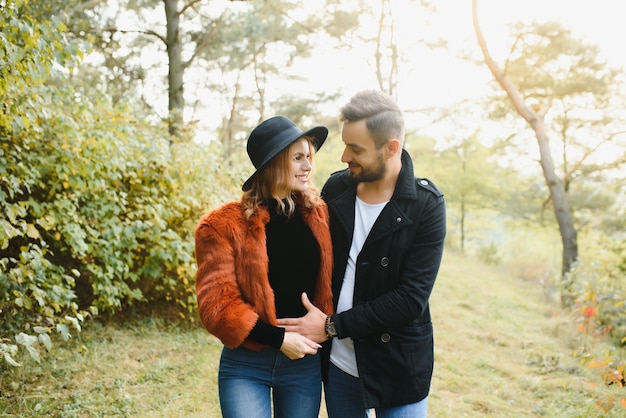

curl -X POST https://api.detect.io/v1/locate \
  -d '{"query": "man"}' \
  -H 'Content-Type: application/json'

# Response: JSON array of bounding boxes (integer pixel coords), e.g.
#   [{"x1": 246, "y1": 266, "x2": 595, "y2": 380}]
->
[{"x1": 278, "y1": 89, "x2": 446, "y2": 417}]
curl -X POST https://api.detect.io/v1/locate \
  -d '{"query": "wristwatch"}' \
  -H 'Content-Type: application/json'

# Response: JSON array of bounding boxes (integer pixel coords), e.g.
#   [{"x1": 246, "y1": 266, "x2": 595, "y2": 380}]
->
[{"x1": 325, "y1": 316, "x2": 337, "y2": 339}]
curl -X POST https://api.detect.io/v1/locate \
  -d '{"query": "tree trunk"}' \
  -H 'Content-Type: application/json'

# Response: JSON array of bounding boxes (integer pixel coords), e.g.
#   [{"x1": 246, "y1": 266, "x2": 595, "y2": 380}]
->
[
  {"x1": 471, "y1": 0, "x2": 578, "y2": 294},
  {"x1": 460, "y1": 195, "x2": 466, "y2": 254},
  {"x1": 374, "y1": 0, "x2": 398, "y2": 97},
  {"x1": 164, "y1": 0, "x2": 184, "y2": 138},
  {"x1": 460, "y1": 147, "x2": 466, "y2": 254}
]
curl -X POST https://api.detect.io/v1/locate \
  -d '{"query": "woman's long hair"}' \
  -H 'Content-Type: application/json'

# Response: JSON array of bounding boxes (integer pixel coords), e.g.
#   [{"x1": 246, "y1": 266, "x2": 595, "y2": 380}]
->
[{"x1": 242, "y1": 136, "x2": 321, "y2": 219}]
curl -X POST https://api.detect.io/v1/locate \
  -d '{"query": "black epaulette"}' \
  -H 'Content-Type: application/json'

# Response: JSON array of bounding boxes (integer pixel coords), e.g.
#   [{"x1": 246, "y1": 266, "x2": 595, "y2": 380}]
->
[{"x1": 416, "y1": 178, "x2": 444, "y2": 198}]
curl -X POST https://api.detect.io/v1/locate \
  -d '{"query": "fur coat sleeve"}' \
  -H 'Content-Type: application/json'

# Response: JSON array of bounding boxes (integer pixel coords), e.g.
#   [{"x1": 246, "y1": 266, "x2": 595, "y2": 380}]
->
[{"x1": 194, "y1": 198, "x2": 333, "y2": 350}]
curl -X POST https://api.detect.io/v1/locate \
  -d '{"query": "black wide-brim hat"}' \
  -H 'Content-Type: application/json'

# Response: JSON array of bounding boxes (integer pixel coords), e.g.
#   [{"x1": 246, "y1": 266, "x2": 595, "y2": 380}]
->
[{"x1": 242, "y1": 116, "x2": 328, "y2": 191}]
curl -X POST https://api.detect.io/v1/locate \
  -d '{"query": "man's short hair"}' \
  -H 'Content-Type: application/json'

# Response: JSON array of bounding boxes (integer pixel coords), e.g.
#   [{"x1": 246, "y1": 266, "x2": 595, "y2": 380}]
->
[{"x1": 339, "y1": 90, "x2": 405, "y2": 149}]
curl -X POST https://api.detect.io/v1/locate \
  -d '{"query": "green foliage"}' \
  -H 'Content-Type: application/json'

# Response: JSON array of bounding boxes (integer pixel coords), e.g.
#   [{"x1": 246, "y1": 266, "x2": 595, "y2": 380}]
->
[
  {"x1": 1, "y1": 0, "x2": 91, "y2": 368},
  {"x1": 556, "y1": 236, "x2": 626, "y2": 412},
  {"x1": 1, "y1": 0, "x2": 49, "y2": 98},
  {"x1": 486, "y1": 20, "x2": 625, "y2": 226},
  {"x1": 476, "y1": 241, "x2": 501, "y2": 266},
  {"x1": 0, "y1": 77, "x2": 241, "y2": 367},
  {"x1": 564, "y1": 245, "x2": 625, "y2": 344},
  {"x1": 0, "y1": 0, "x2": 246, "y2": 369}
]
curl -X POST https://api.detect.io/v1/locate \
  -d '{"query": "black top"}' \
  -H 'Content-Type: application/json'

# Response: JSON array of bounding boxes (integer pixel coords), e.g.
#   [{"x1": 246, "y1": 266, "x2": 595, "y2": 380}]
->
[{"x1": 247, "y1": 201, "x2": 320, "y2": 349}]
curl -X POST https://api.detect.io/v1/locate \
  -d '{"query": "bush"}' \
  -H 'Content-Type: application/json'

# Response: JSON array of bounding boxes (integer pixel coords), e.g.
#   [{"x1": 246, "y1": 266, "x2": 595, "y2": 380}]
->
[
  {"x1": 477, "y1": 241, "x2": 501, "y2": 266},
  {"x1": 564, "y1": 249, "x2": 625, "y2": 344},
  {"x1": 0, "y1": 0, "x2": 246, "y2": 368},
  {"x1": 564, "y1": 247, "x2": 626, "y2": 412},
  {"x1": 0, "y1": 81, "x2": 244, "y2": 367},
  {"x1": 1, "y1": 0, "x2": 90, "y2": 367}
]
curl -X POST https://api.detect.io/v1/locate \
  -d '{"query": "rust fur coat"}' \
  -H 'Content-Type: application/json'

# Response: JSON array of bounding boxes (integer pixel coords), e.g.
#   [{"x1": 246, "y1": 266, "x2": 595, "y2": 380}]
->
[{"x1": 194, "y1": 196, "x2": 333, "y2": 351}]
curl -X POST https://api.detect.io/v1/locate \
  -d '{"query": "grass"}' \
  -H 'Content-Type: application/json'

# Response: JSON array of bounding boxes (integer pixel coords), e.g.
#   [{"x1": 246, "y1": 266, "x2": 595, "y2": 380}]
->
[{"x1": 1, "y1": 249, "x2": 624, "y2": 417}]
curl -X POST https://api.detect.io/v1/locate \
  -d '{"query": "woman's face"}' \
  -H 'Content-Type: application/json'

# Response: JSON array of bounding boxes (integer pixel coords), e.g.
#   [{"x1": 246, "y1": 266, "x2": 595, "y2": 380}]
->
[{"x1": 286, "y1": 137, "x2": 313, "y2": 192}]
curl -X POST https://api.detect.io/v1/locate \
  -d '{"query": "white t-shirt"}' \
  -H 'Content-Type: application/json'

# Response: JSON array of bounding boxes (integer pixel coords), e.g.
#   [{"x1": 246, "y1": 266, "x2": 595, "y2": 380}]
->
[{"x1": 330, "y1": 196, "x2": 387, "y2": 377}]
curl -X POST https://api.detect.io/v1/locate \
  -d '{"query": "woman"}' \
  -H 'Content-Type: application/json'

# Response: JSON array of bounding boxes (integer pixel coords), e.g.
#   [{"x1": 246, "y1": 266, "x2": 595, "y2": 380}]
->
[{"x1": 194, "y1": 116, "x2": 334, "y2": 418}]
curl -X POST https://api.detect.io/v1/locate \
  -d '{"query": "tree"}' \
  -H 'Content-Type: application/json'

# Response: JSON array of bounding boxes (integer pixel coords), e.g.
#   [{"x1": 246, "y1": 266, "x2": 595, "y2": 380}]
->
[
  {"x1": 471, "y1": 0, "x2": 626, "y2": 289},
  {"x1": 336, "y1": 0, "x2": 439, "y2": 99},
  {"x1": 373, "y1": 0, "x2": 399, "y2": 96},
  {"x1": 1, "y1": 0, "x2": 93, "y2": 366},
  {"x1": 411, "y1": 124, "x2": 517, "y2": 257},
  {"x1": 1, "y1": 0, "x2": 235, "y2": 367},
  {"x1": 71, "y1": 0, "x2": 358, "y2": 146},
  {"x1": 205, "y1": 0, "x2": 354, "y2": 155}
]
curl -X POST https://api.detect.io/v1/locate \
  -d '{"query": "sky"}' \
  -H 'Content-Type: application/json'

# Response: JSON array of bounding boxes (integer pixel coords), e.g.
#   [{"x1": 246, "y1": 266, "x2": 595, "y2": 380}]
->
[
  {"x1": 300, "y1": 0, "x2": 626, "y2": 115},
  {"x1": 269, "y1": 0, "x2": 626, "y2": 170},
  {"x1": 120, "y1": 0, "x2": 625, "y2": 146}
]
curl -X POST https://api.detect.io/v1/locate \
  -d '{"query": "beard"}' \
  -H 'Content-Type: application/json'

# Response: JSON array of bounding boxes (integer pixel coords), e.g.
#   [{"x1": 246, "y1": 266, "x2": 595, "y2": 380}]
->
[{"x1": 348, "y1": 151, "x2": 386, "y2": 184}]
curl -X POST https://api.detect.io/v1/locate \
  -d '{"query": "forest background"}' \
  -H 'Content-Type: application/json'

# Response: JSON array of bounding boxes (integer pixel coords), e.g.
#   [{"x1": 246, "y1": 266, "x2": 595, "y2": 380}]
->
[{"x1": 1, "y1": 0, "x2": 625, "y2": 415}]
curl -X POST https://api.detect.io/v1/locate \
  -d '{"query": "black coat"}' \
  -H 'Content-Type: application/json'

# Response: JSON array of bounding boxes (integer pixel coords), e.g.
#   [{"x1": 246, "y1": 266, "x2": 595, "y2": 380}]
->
[{"x1": 322, "y1": 149, "x2": 446, "y2": 408}]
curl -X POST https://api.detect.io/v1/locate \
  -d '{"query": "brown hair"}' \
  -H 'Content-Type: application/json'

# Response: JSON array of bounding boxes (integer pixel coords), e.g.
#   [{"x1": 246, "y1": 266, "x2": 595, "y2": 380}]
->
[
  {"x1": 242, "y1": 136, "x2": 321, "y2": 218},
  {"x1": 339, "y1": 89, "x2": 405, "y2": 149}
]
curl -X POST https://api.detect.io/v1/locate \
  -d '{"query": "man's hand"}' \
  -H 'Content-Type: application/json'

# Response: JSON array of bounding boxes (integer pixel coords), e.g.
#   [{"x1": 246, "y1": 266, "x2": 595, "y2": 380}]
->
[
  {"x1": 277, "y1": 292, "x2": 328, "y2": 343},
  {"x1": 280, "y1": 332, "x2": 321, "y2": 360}
]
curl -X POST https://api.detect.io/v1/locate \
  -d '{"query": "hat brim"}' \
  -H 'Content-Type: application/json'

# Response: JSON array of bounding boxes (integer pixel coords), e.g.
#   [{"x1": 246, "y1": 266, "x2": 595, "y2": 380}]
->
[{"x1": 242, "y1": 125, "x2": 328, "y2": 191}]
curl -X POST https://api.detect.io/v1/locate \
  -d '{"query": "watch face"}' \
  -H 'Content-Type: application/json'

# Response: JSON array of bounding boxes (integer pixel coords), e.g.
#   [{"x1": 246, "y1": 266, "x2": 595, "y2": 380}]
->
[{"x1": 328, "y1": 323, "x2": 336, "y2": 335}]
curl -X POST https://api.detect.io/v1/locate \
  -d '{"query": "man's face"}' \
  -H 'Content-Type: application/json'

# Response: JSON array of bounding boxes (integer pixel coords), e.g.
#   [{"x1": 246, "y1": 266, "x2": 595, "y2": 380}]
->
[{"x1": 341, "y1": 119, "x2": 386, "y2": 183}]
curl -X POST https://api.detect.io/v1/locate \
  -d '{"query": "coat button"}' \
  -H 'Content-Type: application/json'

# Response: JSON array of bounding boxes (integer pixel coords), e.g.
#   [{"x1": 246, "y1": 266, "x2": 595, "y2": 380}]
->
[
  {"x1": 420, "y1": 179, "x2": 428, "y2": 186},
  {"x1": 380, "y1": 257, "x2": 389, "y2": 267},
  {"x1": 381, "y1": 333, "x2": 391, "y2": 343}
]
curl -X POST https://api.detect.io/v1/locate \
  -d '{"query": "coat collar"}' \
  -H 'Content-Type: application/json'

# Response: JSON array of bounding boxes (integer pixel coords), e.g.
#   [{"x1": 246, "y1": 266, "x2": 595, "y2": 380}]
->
[
  {"x1": 331, "y1": 149, "x2": 417, "y2": 203},
  {"x1": 327, "y1": 149, "x2": 417, "y2": 240},
  {"x1": 393, "y1": 149, "x2": 418, "y2": 200}
]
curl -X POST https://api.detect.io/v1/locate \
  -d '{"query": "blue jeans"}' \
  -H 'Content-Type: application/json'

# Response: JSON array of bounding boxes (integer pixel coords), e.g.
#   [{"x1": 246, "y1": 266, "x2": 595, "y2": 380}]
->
[
  {"x1": 325, "y1": 362, "x2": 428, "y2": 418},
  {"x1": 218, "y1": 346, "x2": 322, "y2": 418}
]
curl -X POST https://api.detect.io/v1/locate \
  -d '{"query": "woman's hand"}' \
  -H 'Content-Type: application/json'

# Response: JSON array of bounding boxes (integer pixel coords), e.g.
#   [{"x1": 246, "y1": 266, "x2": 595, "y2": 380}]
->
[{"x1": 279, "y1": 332, "x2": 322, "y2": 360}]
